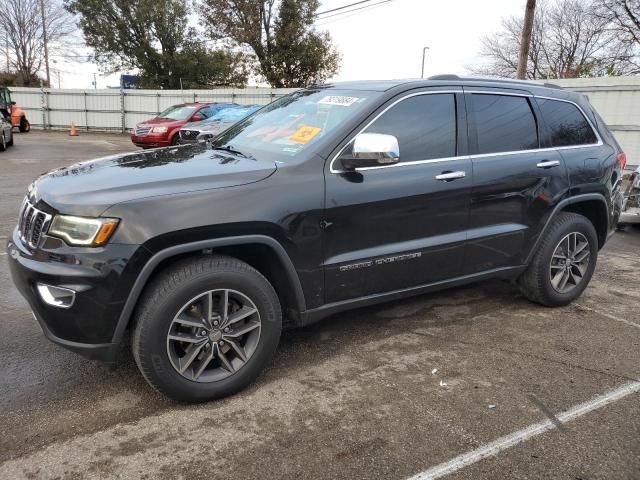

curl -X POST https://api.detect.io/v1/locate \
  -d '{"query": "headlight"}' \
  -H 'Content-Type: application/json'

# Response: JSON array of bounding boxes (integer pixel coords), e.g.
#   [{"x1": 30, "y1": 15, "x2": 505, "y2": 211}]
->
[
  {"x1": 151, "y1": 126, "x2": 168, "y2": 133},
  {"x1": 49, "y1": 215, "x2": 119, "y2": 247}
]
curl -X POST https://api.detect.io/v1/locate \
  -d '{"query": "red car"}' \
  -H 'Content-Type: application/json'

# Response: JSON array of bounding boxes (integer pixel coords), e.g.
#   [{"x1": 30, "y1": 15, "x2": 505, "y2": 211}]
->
[{"x1": 131, "y1": 103, "x2": 214, "y2": 148}]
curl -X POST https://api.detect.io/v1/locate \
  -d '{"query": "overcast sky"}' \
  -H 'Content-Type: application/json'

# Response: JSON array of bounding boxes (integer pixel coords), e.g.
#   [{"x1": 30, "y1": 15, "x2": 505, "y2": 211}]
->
[{"x1": 58, "y1": 0, "x2": 526, "y2": 89}]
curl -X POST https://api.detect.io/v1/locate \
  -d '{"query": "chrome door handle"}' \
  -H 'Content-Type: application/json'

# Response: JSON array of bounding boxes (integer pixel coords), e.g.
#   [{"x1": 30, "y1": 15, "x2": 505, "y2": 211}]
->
[
  {"x1": 537, "y1": 160, "x2": 560, "y2": 169},
  {"x1": 435, "y1": 171, "x2": 466, "y2": 181}
]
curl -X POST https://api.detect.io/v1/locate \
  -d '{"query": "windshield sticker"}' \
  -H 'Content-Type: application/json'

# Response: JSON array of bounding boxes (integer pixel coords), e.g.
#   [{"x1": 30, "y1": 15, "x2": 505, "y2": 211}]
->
[
  {"x1": 289, "y1": 125, "x2": 322, "y2": 144},
  {"x1": 318, "y1": 96, "x2": 360, "y2": 107}
]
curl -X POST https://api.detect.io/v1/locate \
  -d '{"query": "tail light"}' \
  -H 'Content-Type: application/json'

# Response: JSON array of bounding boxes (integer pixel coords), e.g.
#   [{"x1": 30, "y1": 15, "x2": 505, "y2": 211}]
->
[{"x1": 617, "y1": 152, "x2": 627, "y2": 170}]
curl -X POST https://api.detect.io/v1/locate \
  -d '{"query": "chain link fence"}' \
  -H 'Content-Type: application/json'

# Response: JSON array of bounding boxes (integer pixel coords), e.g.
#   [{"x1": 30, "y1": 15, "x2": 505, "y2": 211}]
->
[{"x1": 9, "y1": 87, "x2": 299, "y2": 133}]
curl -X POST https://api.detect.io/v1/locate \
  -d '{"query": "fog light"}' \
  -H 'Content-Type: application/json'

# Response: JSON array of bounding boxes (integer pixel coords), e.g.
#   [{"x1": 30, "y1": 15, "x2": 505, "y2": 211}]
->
[{"x1": 36, "y1": 283, "x2": 76, "y2": 309}]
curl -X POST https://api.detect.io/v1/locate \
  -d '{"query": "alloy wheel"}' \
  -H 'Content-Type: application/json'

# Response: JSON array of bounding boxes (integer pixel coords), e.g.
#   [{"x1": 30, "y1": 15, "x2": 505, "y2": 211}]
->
[
  {"x1": 549, "y1": 232, "x2": 591, "y2": 294},
  {"x1": 166, "y1": 289, "x2": 261, "y2": 382}
]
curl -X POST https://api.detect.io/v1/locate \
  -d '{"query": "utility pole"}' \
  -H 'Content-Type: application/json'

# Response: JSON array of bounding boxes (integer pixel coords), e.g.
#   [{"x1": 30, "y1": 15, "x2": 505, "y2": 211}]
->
[
  {"x1": 39, "y1": 0, "x2": 51, "y2": 87},
  {"x1": 516, "y1": 0, "x2": 536, "y2": 80},
  {"x1": 421, "y1": 46, "x2": 430, "y2": 78}
]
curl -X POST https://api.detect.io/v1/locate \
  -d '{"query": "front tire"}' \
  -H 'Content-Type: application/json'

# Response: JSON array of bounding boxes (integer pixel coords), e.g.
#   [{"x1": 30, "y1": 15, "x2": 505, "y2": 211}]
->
[
  {"x1": 132, "y1": 255, "x2": 282, "y2": 402},
  {"x1": 519, "y1": 212, "x2": 598, "y2": 306}
]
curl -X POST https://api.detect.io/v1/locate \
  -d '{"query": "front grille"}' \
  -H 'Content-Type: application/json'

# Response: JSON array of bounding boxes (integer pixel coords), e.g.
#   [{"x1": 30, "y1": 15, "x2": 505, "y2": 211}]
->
[
  {"x1": 180, "y1": 130, "x2": 200, "y2": 140},
  {"x1": 18, "y1": 199, "x2": 52, "y2": 249},
  {"x1": 135, "y1": 127, "x2": 151, "y2": 136}
]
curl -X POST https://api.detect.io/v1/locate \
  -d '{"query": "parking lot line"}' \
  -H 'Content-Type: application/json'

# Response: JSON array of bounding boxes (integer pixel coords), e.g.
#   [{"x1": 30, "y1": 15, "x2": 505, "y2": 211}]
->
[
  {"x1": 406, "y1": 381, "x2": 640, "y2": 480},
  {"x1": 574, "y1": 303, "x2": 640, "y2": 330}
]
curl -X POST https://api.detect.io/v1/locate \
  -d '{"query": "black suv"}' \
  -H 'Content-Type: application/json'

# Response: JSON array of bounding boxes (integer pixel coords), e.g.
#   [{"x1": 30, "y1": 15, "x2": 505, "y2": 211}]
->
[{"x1": 8, "y1": 76, "x2": 625, "y2": 402}]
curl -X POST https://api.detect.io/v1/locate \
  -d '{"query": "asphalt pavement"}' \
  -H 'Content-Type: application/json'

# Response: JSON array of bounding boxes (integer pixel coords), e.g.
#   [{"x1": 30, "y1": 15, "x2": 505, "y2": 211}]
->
[{"x1": 0, "y1": 131, "x2": 638, "y2": 479}]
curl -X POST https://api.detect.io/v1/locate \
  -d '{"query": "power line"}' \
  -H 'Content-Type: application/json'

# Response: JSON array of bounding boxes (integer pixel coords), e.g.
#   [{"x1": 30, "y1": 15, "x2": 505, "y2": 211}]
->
[
  {"x1": 316, "y1": 0, "x2": 395, "y2": 23},
  {"x1": 316, "y1": 0, "x2": 375, "y2": 16}
]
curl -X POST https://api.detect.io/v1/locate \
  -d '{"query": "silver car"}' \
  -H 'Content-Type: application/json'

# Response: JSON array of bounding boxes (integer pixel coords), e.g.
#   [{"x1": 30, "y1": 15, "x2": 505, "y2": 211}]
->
[{"x1": 179, "y1": 105, "x2": 260, "y2": 144}]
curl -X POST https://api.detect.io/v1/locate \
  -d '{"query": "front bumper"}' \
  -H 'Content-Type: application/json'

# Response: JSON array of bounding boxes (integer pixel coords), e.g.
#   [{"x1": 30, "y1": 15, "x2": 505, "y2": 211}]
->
[
  {"x1": 7, "y1": 227, "x2": 146, "y2": 361},
  {"x1": 131, "y1": 133, "x2": 170, "y2": 148}
]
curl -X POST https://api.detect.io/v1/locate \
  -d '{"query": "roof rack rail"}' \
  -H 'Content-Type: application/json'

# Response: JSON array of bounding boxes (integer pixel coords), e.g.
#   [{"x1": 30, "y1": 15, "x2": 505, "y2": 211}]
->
[
  {"x1": 427, "y1": 74, "x2": 563, "y2": 90},
  {"x1": 428, "y1": 74, "x2": 461, "y2": 81}
]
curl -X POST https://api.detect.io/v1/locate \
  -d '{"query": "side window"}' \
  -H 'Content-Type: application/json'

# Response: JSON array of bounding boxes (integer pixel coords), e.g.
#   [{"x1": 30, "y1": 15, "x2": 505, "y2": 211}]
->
[
  {"x1": 471, "y1": 94, "x2": 538, "y2": 154},
  {"x1": 363, "y1": 93, "x2": 457, "y2": 162},
  {"x1": 537, "y1": 98, "x2": 598, "y2": 147}
]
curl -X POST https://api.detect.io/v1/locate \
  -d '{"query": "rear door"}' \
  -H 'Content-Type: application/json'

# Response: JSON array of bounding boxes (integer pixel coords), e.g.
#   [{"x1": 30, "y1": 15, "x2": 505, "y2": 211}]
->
[
  {"x1": 322, "y1": 88, "x2": 473, "y2": 303},
  {"x1": 535, "y1": 97, "x2": 608, "y2": 191},
  {"x1": 463, "y1": 89, "x2": 569, "y2": 274}
]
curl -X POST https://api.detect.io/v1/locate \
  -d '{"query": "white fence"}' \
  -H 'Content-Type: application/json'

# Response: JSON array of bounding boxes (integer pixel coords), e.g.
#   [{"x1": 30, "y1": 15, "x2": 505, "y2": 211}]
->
[
  {"x1": 8, "y1": 77, "x2": 640, "y2": 164},
  {"x1": 9, "y1": 87, "x2": 298, "y2": 133}
]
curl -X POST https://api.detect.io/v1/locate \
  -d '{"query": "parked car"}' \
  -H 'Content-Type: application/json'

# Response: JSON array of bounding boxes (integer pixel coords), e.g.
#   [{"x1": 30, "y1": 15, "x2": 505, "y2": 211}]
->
[
  {"x1": 0, "y1": 109, "x2": 14, "y2": 151},
  {"x1": 131, "y1": 102, "x2": 237, "y2": 148},
  {"x1": 0, "y1": 87, "x2": 30, "y2": 132},
  {"x1": 619, "y1": 166, "x2": 640, "y2": 226},
  {"x1": 8, "y1": 76, "x2": 625, "y2": 402},
  {"x1": 179, "y1": 105, "x2": 261, "y2": 144}
]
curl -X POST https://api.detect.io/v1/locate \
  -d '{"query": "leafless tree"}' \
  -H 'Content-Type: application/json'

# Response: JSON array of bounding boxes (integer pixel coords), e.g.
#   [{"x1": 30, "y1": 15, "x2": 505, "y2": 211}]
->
[
  {"x1": 472, "y1": 0, "x2": 639, "y2": 79},
  {"x1": 0, "y1": 0, "x2": 75, "y2": 86},
  {"x1": 598, "y1": 0, "x2": 640, "y2": 44}
]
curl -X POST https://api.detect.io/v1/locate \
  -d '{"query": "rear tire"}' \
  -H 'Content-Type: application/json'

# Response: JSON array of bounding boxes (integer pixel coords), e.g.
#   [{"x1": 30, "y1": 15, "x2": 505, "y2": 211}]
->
[
  {"x1": 19, "y1": 117, "x2": 30, "y2": 133},
  {"x1": 132, "y1": 255, "x2": 282, "y2": 402},
  {"x1": 7, "y1": 130, "x2": 13, "y2": 146},
  {"x1": 0, "y1": 133, "x2": 6, "y2": 152},
  {"x1": 519, "y1": 212, "x2": 598, "y2": 306}
]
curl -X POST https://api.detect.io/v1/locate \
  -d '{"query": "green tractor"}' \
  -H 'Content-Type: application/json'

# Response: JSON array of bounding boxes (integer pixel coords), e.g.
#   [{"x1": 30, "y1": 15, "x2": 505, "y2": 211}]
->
[{"x1": 0, "y1": 87, "x2": 30, "y2": 132}]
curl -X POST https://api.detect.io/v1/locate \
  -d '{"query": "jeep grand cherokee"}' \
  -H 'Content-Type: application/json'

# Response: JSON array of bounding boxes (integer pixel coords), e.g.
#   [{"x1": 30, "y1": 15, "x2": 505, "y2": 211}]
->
[{"x1": 8, "y1": 76, "x2": 625, "y2": 402}]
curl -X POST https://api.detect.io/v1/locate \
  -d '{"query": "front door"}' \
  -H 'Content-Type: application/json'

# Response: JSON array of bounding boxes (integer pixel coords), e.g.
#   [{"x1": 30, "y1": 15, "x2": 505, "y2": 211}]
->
[{"x1": 323, "y1": 89, "x2": 473, "y2": 303}]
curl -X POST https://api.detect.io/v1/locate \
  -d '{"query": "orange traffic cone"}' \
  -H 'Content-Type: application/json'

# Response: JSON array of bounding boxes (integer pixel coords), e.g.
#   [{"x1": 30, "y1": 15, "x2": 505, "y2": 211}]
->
[{"x1": 69, "y1": 122, "x2": 79, "y2": 136}]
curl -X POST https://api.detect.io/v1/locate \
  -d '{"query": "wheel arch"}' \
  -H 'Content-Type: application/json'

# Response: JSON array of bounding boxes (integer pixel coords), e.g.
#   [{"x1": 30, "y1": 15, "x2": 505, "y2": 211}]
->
[
  {"x1": 526, "y1": 193, "x2": 609, "y2": 265},
  {"x1": 111, "y1": 235, "x2": 306, "y2": 344}
]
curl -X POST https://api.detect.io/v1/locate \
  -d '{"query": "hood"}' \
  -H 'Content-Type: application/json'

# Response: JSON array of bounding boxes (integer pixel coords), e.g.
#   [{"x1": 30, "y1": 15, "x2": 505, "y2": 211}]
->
[
  {"x1": 138, "y1": 117, "x2": 184, "y2": 127},
  {"x1": 181, "y1": 120, "x2": 207, "y2": 130},
  {"x1": 29, "y1": 144, "x2": 277, "y2": 216},
  {"x1": 199, "y1": 122, "x2": 234, "y2": 133}
]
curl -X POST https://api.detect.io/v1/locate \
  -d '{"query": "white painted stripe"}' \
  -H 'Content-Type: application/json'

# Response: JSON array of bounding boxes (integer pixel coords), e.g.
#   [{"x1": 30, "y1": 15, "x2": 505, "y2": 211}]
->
[
  {"x1": 407, "y1": 381, "x2": 640, "y2": 480},
  {"x1": 575, "y1": 303, "x2": 640, "y2": 330}
]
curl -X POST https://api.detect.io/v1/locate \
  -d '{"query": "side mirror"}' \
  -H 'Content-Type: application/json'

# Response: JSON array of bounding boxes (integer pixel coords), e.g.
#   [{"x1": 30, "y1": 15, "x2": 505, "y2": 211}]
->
[{"x1": 340, "y1": 133, "x2": 400, "y2": 170}]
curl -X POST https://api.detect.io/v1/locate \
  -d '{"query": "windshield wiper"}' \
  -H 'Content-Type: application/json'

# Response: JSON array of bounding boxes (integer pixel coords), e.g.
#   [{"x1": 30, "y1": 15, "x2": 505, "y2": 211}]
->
[{"x1": 211, "y1": 144, "x2": 254, "y2": 159}]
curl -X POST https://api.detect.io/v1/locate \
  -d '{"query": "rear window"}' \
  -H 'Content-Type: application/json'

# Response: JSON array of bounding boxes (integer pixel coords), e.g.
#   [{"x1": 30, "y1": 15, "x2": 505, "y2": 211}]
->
[
  {"x1": 471, "y1": 94, "x2": 539, "y2": 154},
  {"x1": 537, "y1": 98, "x2": 598, "y2": 147}
]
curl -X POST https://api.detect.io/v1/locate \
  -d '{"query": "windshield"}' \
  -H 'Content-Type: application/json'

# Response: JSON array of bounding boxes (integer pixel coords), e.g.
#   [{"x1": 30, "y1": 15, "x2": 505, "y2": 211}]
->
[
  {"x1": 157, "y1": 105, "x2": 199, "y2": 120},
  {"x1": 206, "y1": 106, "x2": 260, "y2": 123},
  {"x1": 212, "y1": 89, "x2": 378, "y2": 160}
]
